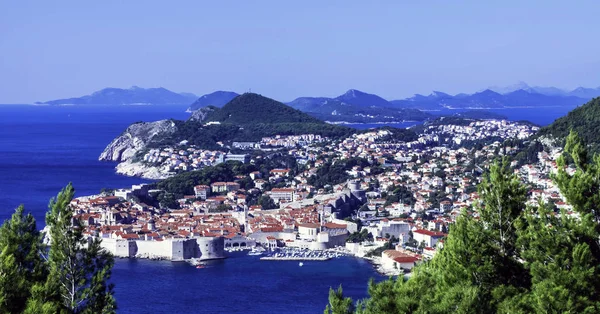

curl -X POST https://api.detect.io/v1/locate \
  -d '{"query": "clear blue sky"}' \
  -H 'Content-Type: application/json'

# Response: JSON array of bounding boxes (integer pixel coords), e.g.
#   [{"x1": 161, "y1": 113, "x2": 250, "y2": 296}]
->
[{"x1": 1, "y1": 0, "x2": 600, "y2": 103}]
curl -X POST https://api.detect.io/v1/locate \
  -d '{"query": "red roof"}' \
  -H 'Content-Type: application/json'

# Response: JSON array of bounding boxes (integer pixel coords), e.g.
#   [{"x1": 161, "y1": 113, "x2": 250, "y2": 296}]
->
[
  {"x1": 298, "y1": 223, "x2": 320, "y2": 229},
  {"x1": 323, "y1": 222, "x2": 347, "y2": 229},
  {"x1": 393, "y1": 256, "x2": 419, "y2": 263},
  {"x1": 413, "y1": 229, "x2": 446, "y2": 237}
]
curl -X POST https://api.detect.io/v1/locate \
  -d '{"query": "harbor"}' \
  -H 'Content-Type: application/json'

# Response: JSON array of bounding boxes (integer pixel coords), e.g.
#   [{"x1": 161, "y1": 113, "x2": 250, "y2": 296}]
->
[
  {"x1": 260, "y1": 256, "x2": 331, "y2": 261},
  {"x1": 258, "y1": 247, "x2": 348, "y2": 261}
]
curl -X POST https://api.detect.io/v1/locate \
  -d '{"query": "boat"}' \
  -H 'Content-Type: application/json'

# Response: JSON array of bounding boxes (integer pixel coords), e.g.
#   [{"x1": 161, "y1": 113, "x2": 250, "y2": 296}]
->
[
  {"x1": 299, "y1": 262, "x2": 304, "y2": 267},
  {"x1": 248, "y1": 247, "x2": 265, "y2": 256},
  {"x1": 196, "y1": 265, "x2": 204, "y2": 269}
]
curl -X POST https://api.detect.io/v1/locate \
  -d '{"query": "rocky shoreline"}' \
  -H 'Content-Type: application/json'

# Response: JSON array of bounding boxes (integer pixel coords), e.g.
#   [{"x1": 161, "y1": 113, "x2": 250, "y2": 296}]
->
[{"x1": 114, "y1": 160, "x2": 173, "y2": 180}]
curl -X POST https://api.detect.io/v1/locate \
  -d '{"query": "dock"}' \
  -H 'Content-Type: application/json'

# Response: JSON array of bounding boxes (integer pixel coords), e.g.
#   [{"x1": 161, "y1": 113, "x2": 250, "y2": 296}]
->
[{"x1": 260, "y1": 256, "x2": 331, "y2": 261}]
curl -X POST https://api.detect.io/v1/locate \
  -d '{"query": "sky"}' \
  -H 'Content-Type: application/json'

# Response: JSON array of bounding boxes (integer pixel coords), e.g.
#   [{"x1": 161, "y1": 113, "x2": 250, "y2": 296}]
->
[{"x1": 1, "y1": 0, "x2": 600, "y2": 103}]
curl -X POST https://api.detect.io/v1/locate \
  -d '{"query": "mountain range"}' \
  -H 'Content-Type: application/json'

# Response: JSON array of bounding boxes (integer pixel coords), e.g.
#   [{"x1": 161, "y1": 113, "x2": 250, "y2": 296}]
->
[
  {"x1": 486, "y1": 81, "x2": 600, "y2": 98},
  {"x1": 40, "y1": 82, "x2": 600, "y2": 121},
  {"x1": 39, "y1": 86, "x2": 198, "y2": 106}
]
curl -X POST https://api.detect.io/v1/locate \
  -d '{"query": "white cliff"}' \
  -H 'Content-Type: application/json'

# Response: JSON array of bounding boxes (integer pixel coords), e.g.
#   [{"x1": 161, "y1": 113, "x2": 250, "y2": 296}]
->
[
  {"x1": 99, "y1": 120, "x2": 178, "y2": 162},
  {"x1": 115, "y1": 160, "x2": 172, "y2": 180}
]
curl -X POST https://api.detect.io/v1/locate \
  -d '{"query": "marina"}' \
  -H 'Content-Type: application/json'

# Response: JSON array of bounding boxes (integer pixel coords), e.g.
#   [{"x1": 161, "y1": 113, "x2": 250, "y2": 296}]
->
[
  {"x1": 259, "y1": 247, "x2": 348, "y2": 261},
  {"x1": 260, "y1": 256, "x2": 331, "y2": 261}
]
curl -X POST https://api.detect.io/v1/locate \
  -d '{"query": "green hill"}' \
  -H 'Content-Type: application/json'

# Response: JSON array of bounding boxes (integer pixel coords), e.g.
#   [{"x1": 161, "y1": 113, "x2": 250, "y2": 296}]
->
[
  {"x1": 141, "y1": 93, "x2": 353, "y2": 150},
  {"x1": 205, "y1": 93, "x2": 323, "y2": 124},
  {"x1": 537, "y1": 97, "x2": 600, "y2": 148}
]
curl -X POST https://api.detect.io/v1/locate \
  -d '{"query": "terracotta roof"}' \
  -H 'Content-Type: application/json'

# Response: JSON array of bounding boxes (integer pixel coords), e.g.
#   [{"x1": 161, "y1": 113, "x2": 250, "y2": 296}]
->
[
  {"x1": 323, "y1": 222, "x2": 346, "y2": 229},
  {"x1": 298, "y1": 223, "x2": 320, "y2": 229},
  {"x1": 413, "y1": 229, "x2": 446, "y2": 237}
]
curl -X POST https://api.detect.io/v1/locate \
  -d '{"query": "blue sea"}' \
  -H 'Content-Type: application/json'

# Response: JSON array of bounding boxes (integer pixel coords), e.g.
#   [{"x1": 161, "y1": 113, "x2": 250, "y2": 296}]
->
[{"x1": 0, "y1": 103, "x2": 575, "y2": 313}]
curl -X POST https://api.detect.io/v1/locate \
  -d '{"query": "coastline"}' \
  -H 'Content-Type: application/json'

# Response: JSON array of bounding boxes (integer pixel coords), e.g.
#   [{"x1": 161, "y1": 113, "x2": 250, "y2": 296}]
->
[{"x1": 114, "y1": 160, "x2": 173, "y2": 180}]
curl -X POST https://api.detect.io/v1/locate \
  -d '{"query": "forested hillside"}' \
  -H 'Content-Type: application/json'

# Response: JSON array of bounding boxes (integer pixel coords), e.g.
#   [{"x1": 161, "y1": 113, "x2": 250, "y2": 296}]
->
[
  {"x1": 204, "y1": 93, "x2": 324, "y2": 125},
  {"x1": 537, "y1": 97, "x2": 600, "y2": 149}
]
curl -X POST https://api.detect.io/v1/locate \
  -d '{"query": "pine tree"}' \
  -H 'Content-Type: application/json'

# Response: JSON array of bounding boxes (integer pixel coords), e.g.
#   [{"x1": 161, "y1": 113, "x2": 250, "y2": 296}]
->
[
  {"x1": 27, "y1": 184, "x2": 117, "y2": 313},
  {"x1": 324, "y1": 285, "x2": 354, "y2": 314},
  {"x1": 477, "y1": 158, "x2": 526, "y2": 258},
  {"x1": 0, "y1": 205, "x2": 46, "y2": 313}
]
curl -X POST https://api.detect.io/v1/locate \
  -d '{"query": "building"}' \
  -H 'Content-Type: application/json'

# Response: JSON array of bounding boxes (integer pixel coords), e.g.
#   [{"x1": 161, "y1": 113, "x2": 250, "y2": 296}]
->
[
  {"x1": 413, "y1": 229, "x2": 446, "y2": 247},
  {"x1": 232, "y1": 142, "x2": 258, "y2": 150},
  {"x1": 381, "y1": 249, "x2": 419, "y2": 270},
  {"x1": 224, "y1": 153, "x2": 250, "y2": 163},
  {"x1": 99, "y1": 236, "x2": 225, "y2": 261},
  {"x1": 297, "y1": 223, "x2": 320, "y2": 240},
  {"x1": 194, "y1": 185, "x2": 210, "y2": 200},
  {"x1": 269, "y1": 169, "x2": 290, "y2": 178},
  {"x1": 211, "y1": 182, "x2": 240, "y2": 194},
  {"x1": 269, "y1": 188, "x2": 295, "y2": 203},
  {"x1": 363, "y1": 219, "x2": 411, "y2": 243}
]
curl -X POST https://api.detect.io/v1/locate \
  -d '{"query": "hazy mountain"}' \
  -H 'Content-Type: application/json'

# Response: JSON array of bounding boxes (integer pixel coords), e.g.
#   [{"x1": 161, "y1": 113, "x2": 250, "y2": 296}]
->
[
  {"x1": 334, "y1": 89, "x2": 392, "y2": 107},
  {"x1": 568, "y1": 87, "x2": 600, "y2": 99},
  {"x1": 41, "y1": 86, "x2": 197, "y2": 105},
  {"x1": 287, "y1": 94, "x2": 431, "y2": 122},
  {"x1": 486, "y1": 81, "x2": 600, "y2": 99},
  {"x1": 487, "y1": 81, "x2": 534, "y2": 94},
  {"x1": 487, "y1": 81, "x2": 573, "y2": 96},
  {"x1": 391, "y1": 88, "x2": 589, "y2": 110},
  {"x1": 187, "y1": 91, "x2": 240, "y2": 112}
]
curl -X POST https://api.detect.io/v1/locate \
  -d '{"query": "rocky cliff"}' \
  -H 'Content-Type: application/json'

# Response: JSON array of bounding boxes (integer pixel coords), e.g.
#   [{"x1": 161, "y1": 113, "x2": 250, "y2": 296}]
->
[
  {"x1": 99, "y1": 120, "x2": 178, "y2": 162},
  {"x1": 188, "y1": 106, "x2": 217, "y2": 122}
]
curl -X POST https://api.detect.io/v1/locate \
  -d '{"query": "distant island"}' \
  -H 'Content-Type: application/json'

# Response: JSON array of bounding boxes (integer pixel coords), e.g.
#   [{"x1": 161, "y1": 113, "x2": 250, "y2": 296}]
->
[
  {"x1": 38, "y1": 86, "x2": 198, "y2": 106},
  {"x1": 37, "y1": 82, "x2": 600, "y2": 117}
]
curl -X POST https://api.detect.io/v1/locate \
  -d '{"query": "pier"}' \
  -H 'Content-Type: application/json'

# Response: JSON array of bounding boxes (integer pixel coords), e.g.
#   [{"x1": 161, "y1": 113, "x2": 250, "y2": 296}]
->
[{"x1": 260, "y1": 256, "x2": 331, "y2": 261}]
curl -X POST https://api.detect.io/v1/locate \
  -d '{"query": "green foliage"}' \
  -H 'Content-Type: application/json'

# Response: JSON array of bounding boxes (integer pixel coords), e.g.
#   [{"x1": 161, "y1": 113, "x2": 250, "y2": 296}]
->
[
  {"x1": 156, "y1": 191, "x2": 180, "y2": 209},
  {"x1": 368, "y1": 127, "x2": 418, "y2": 143},
  {"x1": 554, "y1": 130, "x2": 600, "y2": 224},
  {"x1": 257, "y1": 195, "x2": 278, "y2": 210},
  {"x1": 537, "y1": 97, "x2": 600, "y2": 150},
  {"x1": 478, "y1": 158, "x2": 527, "y2": 257},
  {"x1": 384, "y1": 185, "x2": 416, "y2": 207},
  {"x1": 0, "y1": 185, "x2": 117, "y2": 313},
  {"x1": 211, "y1": 204, "x2": 232, "y2": 213},
  {"x1": 141, "y1": 93, "x2": 355, "y2": 150},
  {"x1": 346, "y1": 229, "x2": 373, "y2": 243},
  {"x1": 308, "y1": 157, "x2": 373, "y2": 189},
  {"x1": 155, "y1": 163, "x2": 236, "y2": 197},
  {"x1": 33, "y1": 184, "x2": 116, "y2": 313},
  {"x1": 324, "y1": 285, "x2": 354, "y2": 314},
  {"x1": 206, "y1": 93, "x2": 324, "y2": 125},
  {"x1": 0, "y1": 205, "x2": 46, "y2": 313},
  {"x1": 365, "y1": 236, "x2": 397, "y2": 257}
]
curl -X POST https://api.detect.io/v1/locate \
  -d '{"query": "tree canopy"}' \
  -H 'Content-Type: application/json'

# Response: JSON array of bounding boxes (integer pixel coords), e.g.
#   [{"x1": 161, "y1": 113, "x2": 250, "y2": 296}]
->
[{"x1": 0, "y1": 184, "x2": 116, "y2": 313}]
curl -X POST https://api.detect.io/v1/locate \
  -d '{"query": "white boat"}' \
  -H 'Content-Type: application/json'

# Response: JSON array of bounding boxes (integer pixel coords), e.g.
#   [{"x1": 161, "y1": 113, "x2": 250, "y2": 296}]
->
[
  {"x1": 299, "y1": 262, "x2": 304, "y2": 267},
  {"x1": 248, "y1": 247, "x2": 265, "y2": 256}
]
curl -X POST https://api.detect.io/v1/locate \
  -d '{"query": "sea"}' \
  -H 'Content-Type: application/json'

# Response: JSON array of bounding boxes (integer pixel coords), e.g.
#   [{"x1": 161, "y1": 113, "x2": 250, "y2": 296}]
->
[{"x1": 0, "y1": 103, "x2": 575, "y2": 313}]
